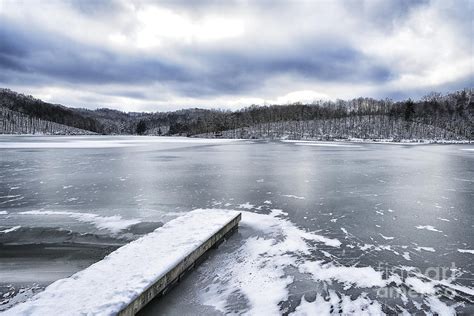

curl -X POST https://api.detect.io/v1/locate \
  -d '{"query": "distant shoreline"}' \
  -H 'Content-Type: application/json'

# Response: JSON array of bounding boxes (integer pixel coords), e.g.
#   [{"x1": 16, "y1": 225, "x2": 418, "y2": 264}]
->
[{"x1": 0, "y1": 134, "x2": 472, "y2": 145}]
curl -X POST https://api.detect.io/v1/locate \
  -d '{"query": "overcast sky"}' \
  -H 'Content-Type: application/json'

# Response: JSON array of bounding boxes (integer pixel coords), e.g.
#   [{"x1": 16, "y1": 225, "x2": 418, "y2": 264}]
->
[{"x1": 0, "y1": 0, "x2": 472, "y2": 112}]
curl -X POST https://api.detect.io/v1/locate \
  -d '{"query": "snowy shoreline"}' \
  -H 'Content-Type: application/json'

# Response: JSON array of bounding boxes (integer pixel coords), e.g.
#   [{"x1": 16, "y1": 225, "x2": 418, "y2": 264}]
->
[{"x1": 0, "y1": 134, "x2": 471, "y2": 145}]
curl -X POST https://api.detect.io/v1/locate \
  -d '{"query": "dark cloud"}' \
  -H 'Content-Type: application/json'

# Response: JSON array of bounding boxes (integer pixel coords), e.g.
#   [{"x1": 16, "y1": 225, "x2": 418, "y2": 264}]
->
[{"x1": 0, "y1": 19, "x2": 190, "y2": 87}]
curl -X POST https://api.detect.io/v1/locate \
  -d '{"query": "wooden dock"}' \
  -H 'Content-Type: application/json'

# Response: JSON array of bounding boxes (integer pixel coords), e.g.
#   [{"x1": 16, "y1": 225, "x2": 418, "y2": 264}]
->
[{"x1": 3, "y1": 209, "x2": 241, "y2": 316}]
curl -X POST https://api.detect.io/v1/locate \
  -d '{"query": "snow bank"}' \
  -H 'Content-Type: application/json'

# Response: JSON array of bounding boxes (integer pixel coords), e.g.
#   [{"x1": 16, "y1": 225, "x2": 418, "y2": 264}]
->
[{"x1": 3, "y1": 209, "x2": 241, "y2": 316}]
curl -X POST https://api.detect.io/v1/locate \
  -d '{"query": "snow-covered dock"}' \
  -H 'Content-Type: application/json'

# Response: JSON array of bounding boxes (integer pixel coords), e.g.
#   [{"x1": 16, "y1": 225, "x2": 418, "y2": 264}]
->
[{"x1": 3, "y1": 209, "x2": 241, "y2": 316}]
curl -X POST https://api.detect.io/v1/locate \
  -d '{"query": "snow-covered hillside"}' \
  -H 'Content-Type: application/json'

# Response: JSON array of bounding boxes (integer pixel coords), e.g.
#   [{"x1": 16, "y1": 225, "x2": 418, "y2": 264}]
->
[
  {"x1": 196, "y1": 115, "x2": 470, "y2": 142},
  {"x1": 0, "y1": 106, "x2": 94, "y2": 135}
]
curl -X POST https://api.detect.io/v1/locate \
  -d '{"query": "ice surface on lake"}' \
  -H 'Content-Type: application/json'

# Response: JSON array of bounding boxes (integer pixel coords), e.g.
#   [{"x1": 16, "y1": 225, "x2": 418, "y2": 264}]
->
[{"x1": 1, "y1": 136, "x2": 473, "y2": 314}]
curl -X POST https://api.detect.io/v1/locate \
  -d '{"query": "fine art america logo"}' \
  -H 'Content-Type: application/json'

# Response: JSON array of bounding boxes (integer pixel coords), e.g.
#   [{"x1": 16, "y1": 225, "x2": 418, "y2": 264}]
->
[{"x1": 376, "y1": 262, "x2": 458, "y2": 299}]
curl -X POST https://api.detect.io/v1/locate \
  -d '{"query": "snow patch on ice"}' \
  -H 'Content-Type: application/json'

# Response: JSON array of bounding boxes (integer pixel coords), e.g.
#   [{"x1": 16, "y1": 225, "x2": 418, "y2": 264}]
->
[
  {"x1": 415, "y1": 225, "x2": 442, "y2": 232},
  {"x1": 414, "y1": 246, "x2": 435, "y2": 252},
  {"x1": 19, "y1": 210, "x2": 140, "y2": 234},
  {"x1": 300, "y1": 261, "x2": 387, "y2": 288},
  {"x1": 282, "y1": 194, "x2": 305, "y2": 200},
  {"x1": 457, "y1": 249, "x2": 474, "y2": 254},
  {"x1": 0, "y1": 226, "x2": 21, "y2": 233},
  {"x1": 424, "y1": 296, "x2": 458, "y2": 316},
  {"x1": 379, "y1": 233, "x2": 394, "y2": 240},
  {"x1": 437, "y1": 217, "x2": 450, "y2": 222},
  {"x1": 290, "y1": 291, "x2": 383, "y2": 315},
  {"x1": 282, "y1": 140, "x2": 361, "y2": 148},
  {"x1": 405, "y1": 277, "x2": 436, "y2": 295},
  {"x1": 238, "y1": 202, "x2": 254, "y2": 209}
]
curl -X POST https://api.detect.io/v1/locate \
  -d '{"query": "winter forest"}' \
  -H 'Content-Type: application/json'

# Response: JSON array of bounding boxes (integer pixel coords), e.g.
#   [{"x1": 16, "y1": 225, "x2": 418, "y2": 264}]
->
[{"x1": 0, "y1": 88, "x2": 472, "y2": 141}]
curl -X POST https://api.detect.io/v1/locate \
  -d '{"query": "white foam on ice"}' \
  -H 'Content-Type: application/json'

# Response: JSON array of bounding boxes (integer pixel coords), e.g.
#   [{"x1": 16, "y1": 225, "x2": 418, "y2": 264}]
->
[
  {"x1": 3, "y1": 209, "x2": 241, "y2": 316},
  {"x1": 460, "y1": 148, "x2": 474, "y2": 151},
  {"x1": 0, "y1": 211, "x2": 7, "y2": 215},
  {"x1": 19, "y1": 210, "x2": 140, "y2": 234}
]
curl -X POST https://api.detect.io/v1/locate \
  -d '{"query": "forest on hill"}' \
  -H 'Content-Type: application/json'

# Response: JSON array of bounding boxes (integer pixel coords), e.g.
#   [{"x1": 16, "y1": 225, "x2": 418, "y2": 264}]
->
[{"x1": 0, "y1": 88, "x2": 472, "y2": 141}]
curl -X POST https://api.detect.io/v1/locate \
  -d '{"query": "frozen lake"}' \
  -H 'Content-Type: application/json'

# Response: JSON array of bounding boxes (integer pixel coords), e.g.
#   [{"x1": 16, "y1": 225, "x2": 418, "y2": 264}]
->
[{"x1": 0, "y1": 136, "x2": 473, "y2": 314}]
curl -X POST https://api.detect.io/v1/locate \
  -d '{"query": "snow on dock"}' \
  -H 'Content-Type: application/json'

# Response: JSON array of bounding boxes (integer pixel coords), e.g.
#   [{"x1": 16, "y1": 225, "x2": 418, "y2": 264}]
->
[{"x1": 2, "y1": 209, "x2": 241, "y2": 316}]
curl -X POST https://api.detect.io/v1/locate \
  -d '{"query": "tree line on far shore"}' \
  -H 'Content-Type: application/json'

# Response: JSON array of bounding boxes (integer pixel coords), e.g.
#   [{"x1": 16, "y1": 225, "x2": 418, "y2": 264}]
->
[{"x1": 0, "y1": 88, "x2": 472, "y2": 140}]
